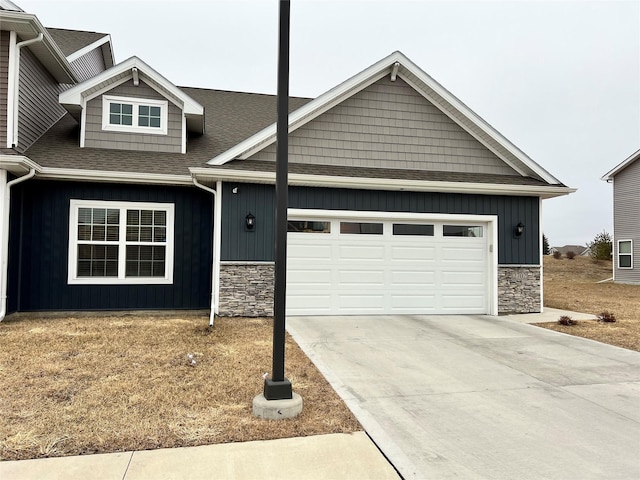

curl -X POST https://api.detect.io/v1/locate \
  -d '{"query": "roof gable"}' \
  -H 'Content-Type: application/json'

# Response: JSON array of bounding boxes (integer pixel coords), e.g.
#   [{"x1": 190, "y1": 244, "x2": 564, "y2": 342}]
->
[
  {"x1": 246, "y1": 75, "x2": 521, "y2": 177},
  {"x1": 47, "y1": 27, "x2": 114, "y2": 69},
  {"x1": 602, "y1": 148, "x2": 640, "y2": 180},
  {"x1": 208, "y1": 51, "x2": 561, "y2": 185},
  {"x1": 59, "y1": 56, "x2": 204, "y2": 134}
]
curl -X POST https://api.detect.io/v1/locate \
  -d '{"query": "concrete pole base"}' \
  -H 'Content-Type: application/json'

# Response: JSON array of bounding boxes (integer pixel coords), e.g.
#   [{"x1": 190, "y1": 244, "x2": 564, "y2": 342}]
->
[{"x1": 252, "y1": 392, "x2": 303, "y2": 420}]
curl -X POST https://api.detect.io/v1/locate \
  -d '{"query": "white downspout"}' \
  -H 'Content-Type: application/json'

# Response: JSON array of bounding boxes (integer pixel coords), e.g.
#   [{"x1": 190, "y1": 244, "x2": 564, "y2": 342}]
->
[
  {"x1": 9, "y1": 33, "x2": 44, "y2": 149},
  {"x1": 192, "y1": 176, "x2": 221, "y2": 326},
  {"x1": 0, "y1": 168, "x2": 36, "y2": 322}
]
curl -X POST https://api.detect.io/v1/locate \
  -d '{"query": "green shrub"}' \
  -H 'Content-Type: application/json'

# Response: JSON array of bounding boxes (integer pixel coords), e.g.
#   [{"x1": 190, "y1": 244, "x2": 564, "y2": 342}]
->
[
  {"x1": 543, "y1": 234, "x2": 550, "y2": 256},
  {"x1": 588, "y1": 231, "x2": 612, "y2": 261}
]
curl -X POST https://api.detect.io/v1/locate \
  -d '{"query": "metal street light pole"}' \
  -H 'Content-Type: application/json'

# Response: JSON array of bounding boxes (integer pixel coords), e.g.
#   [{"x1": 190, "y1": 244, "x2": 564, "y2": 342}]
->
[{"x1": 263, "y1": 0, "x2": 292, "y2": 401}]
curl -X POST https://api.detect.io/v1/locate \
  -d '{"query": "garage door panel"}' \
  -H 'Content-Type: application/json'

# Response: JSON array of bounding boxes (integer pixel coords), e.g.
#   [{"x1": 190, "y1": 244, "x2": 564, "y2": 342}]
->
[
  {"x1": 339, "y1": 245, "x2": 385, "y2": 261},
  {"x1": 390, "y1": 246, "x2": 437, "y2": 261},
  {"x1": 391, "y1": 271, "x2": 436, "y2": 285},
  {"x1": 339, "y1": 294, "x2": 386, "y2": 310},
  {"x1": 441, "y1": 271, "x2": 484, "y2": 287},
  {"x1": 287, "y1": 294, "x2": 332, "y2": 312},
  {"x1": 289, "y1": 244, "x2": 332, "y2": 259},
  {"x1": 288, "y1": 269, "x2": 332, "y2": 285},
  {"x1": 339, "y1": 270, "x2": 385, "y2": 284},
  {"x1": 390, "y1": 294, "x2": 437, "y2": 309},
  {"x1": 441, "y1": 246, "x2": 485, "y2": 261}
]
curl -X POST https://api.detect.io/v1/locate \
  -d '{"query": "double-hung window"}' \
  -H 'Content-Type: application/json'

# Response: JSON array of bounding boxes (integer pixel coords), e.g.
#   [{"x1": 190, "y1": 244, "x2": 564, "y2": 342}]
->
[
  {"x1": 68, "y1": 200, "x2": 174, "y2": 284},
  {"x1": 618, "y1": 240, "x2": 633, "y2": 269},
  {"x1": 102, "y1": 95, "x2": 168, "y2": 135}
]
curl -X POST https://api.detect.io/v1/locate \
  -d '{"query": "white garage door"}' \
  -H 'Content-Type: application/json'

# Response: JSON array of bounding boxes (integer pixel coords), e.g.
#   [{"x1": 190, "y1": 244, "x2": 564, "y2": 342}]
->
[{"x1": 287, "y1": 213, "x2": 492, "y2": 316}]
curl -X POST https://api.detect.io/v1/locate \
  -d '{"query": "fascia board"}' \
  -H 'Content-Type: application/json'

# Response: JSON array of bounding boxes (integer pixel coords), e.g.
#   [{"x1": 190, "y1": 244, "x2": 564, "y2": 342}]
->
[
  {"x1": 394, "y1": 55, "x2": 562, "y2": 185},
  {"x1": 59, "y1": 56, "x2": 203, "y2": 116},
  {"x1": 66, "y1": 34, "x2": 112, "y2": 63},
  {"x1": 0, "y1": 154, "x2": 42, "y2": 174},
  {"x1": 601, "y1": 148, "x2": 640, "y2": 181},
  {"x1": 189, "y1": 167, "x2": 576, "y2": 199},
  {"x1": 1, "y1": 10, "x2": 77, "y2": 83},
  {"x1": 36, "y1": 167, "x2": 192, "y2": 185},
  {"x1": 208, "y1": 52, "x2": 403, "y2": 166}
]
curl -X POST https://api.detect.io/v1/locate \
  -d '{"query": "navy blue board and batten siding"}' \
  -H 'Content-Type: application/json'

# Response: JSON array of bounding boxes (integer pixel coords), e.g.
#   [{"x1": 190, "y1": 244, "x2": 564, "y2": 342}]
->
[
  {"x1": 7, "y1": 180, "x2": 213, "y2": 312},
  {"x1": 221, "y1": 182, "x2": 539, "y2": 264}
]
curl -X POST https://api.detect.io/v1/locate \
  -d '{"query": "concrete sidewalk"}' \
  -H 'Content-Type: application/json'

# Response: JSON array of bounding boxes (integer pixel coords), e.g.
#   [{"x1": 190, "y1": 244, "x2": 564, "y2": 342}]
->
[
  {"x1": 0, "y1": 432, "x2": 400, "y2": 480},
  {"x1": 500, "y1": 307, "x2": 598, "y2": 324}
]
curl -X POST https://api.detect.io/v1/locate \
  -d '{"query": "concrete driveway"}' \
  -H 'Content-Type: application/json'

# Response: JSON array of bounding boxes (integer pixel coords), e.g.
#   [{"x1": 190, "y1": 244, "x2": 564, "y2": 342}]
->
[{"x1": 287, "y1": 314, "x2": 640, "y2": 480}]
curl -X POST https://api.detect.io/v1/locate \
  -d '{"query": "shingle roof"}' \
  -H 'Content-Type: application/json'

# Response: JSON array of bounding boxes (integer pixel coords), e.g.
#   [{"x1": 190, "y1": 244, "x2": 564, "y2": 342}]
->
[
  {"x1": 24, "y1": 88, "x2": 312, "y2": 176},
  {"x1": 24, "y1": 85, "x2": 565, "y2": 189},
  {"x1": 46, "y1": 27, "x2": 108, "y2": 57}
]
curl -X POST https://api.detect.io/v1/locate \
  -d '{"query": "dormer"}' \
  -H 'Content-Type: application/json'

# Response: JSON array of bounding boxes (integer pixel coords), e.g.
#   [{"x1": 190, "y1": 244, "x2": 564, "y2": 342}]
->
[{"x1": 59, "y1": 57, "x2": 204, "y2": 154}]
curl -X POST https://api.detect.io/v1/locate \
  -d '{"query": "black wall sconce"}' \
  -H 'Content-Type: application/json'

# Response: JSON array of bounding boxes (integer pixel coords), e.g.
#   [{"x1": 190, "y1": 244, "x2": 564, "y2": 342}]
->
[
  {"x1": 245, "y1": 212, "x2": 256, "y2": 231},
  {"x1": 514, "y1": 222, "x2": 525, "y2": 238}
]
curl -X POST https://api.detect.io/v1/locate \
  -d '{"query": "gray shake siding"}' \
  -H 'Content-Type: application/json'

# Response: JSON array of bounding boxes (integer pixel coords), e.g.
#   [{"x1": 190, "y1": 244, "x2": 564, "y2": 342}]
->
[
  {"x1": 70, "y1": 47, "x2": 107, "y2": 82},
  {"x1": 84, "y1": 79, "x2": 183, "y2": 153},
  {"x1": 613, "y1": 158, "x2": 640, "y2": 284},
  {"x1": 16, "y1": 43, "x2": 66, "y2": 152},
  {"x1": 249, "y1": 77, "x2": 518, "y2": 176},
  {"x1": 0, "y1": 30, "x2": 8, "y2": 146}
]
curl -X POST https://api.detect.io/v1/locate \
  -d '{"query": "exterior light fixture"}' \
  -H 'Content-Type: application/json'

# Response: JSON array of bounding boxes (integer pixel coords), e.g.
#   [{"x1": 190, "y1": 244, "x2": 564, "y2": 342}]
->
[
  {"x1": 514, "y1": 222, "x2": 525, "y2": 238},
  {"x1": 245, "y1": 212, "x2": 256, "y2": 230}
]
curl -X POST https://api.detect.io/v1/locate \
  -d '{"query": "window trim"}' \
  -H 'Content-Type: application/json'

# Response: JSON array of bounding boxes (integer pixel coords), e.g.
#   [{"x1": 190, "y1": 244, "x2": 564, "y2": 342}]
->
[
  {"x1": 618, "y1": 239, "x2": 633, "y2": 269},
  {"x1": 102, "y1": 95, "x2": 168, "y2": 135},
  {"x1": 68, "y1": 200, "x2": 175, "y2": 285}
]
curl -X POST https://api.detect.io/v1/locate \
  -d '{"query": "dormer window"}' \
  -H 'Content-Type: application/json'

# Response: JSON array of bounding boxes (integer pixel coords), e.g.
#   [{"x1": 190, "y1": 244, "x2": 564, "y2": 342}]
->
[{"x1": 102, "y1": 95, "x2": 168, "y2": 135}]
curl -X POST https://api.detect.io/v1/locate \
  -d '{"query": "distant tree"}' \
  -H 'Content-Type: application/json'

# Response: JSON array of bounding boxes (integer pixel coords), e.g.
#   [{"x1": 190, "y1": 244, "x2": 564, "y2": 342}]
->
[
  {"x1": 542, "y1": 234, "x2": 550, "y2": 255},
  {"x1": 588, "y1": 231, "x2": 612, "y2": 261}
]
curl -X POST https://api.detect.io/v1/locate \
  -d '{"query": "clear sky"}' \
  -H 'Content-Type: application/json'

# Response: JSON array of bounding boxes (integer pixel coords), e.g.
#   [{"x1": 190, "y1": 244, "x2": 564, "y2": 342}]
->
[{"x1": 17, "y1": 0, "x2": 640, "y2": 247}]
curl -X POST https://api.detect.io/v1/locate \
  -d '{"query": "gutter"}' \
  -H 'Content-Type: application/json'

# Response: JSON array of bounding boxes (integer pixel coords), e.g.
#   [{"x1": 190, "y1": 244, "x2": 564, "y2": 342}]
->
[
  {"x1": 189, "y1": 167, "x2": 577, "y2": 200},
  {"x1": 191, "y1": 176, "x2": 222, "y2": 326},
  {"x1": 0, "y1": 168, "x2": 35, "y2": 322}
]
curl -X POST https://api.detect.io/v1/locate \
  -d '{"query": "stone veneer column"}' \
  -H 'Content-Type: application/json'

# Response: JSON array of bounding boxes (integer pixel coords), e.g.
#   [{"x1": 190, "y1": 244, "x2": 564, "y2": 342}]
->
[
  {"x1": 218, "y1": 262, "x2": 275, "y2": 317},
  {"x1": 497, "y1": 265, "x2": 541, "y2": 314}
]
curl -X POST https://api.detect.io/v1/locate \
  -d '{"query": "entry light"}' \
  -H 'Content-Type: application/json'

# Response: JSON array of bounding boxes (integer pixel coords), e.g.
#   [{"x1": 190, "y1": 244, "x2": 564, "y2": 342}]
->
[
  {"x1": 246, "y1": 212, "x2": 256, "y2": 230},
  {"x1": 514, "y1": 222, "x2": 525, "y2": 238}
]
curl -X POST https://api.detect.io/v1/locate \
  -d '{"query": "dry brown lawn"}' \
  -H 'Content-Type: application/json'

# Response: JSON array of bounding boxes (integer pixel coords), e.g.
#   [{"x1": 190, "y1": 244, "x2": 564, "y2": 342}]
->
[
  {"x1": 0, "y1": 314, "x2": 360, "y2": 461},
  {"x1": 539, "y1": 255, "x2": 640, "y2": 351}
]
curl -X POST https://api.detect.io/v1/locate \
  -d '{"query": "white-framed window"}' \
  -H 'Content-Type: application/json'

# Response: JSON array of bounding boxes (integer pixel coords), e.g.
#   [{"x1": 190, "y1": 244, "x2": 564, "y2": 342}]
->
[
  {"x1": 68, "y1": 200, "x2": 174, "y2": 284},
  {"x1": 102, "y1": 95, "x2": 168, "y2": 135},
  {"x1": 618, "y1": 240, "x2": 633, "y2": 269}
]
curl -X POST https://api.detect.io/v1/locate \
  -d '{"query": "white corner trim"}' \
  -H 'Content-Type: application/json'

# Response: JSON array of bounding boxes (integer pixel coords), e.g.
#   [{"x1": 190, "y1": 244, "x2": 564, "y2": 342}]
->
[
  {"x1": 66, "y1": 35, "x2": 111, "y2": 63},
  {"x1": 5, "y1": 31, "x2": 17, "y2": 148}
]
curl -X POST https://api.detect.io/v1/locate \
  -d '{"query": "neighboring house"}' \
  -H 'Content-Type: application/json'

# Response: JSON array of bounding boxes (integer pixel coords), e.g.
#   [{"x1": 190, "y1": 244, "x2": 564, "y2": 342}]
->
[
  {"x1": 602, "y1": 149, "x2": 640, "y2": 285},
  {"x1": 0, "y1": 2, "x2": 575, "y2": 322},
  {"x1": 549, "y1": 245, "x2": 589, "y2": 257}
]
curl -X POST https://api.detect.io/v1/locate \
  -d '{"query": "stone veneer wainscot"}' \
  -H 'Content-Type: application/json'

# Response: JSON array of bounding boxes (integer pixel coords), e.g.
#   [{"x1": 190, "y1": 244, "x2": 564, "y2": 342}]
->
[
  {"x1": 219, "y1": 263, "x2": 275, "y2": 317},
  {"x1": 497, "y1": 265, "x2": 541, "y2": 314}
]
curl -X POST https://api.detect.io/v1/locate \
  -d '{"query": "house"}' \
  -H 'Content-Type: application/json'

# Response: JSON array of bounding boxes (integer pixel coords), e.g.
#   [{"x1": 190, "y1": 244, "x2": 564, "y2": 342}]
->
[
  {"x1": 549, "y1": 245, "x2": 589, "y2": 257},
  {"x1": 602, "y1": 148, "x2": 640, "y2": 284},
  {"x1": 0, "y1": 2, "x2": 575, "y2": 323}
]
